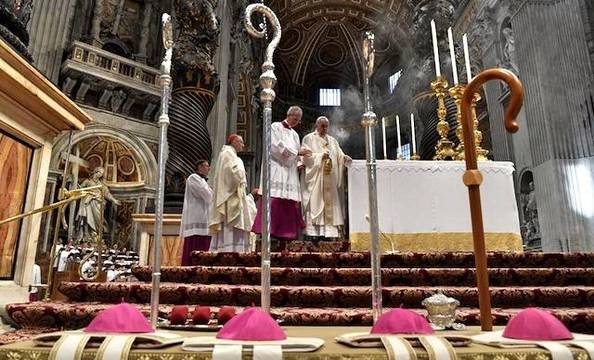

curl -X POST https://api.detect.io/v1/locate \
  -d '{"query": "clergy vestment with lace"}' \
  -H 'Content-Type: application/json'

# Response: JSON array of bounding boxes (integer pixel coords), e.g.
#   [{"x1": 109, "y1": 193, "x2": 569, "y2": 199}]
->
[
  {"x1": 252, "y1": 121, "x2": 305, "y2": 239},
  {"x1": 180, "y1": 173, "x2": 213, "y2": 264},
  {"x1": 301, "y1": 131, "x2": 349, "y2": 238},
  {"x1": 209, "y1": 145, "x2": 256, "y2": 252}
]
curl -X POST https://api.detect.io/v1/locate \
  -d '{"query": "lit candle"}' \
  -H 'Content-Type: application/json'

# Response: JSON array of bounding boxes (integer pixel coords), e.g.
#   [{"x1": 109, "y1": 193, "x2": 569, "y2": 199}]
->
[
  {"x1": 448, "y1": 27, "x2": 458, "y2": 85},
  {"x1": 410, "y1": 113, "x2": 417, "y2": 154},
  {"x1": 381, "y1": 117, "x2": 387, "y2": 160},
  {"x1": 430, "y1": 20, "x2": 441, "y2": 77},
  {"x1": 463, "y1": 34, "x2": 472, "y2": 82},
  {"x1": 396, "y1": 115, "x2": 402, "y2": 158}
]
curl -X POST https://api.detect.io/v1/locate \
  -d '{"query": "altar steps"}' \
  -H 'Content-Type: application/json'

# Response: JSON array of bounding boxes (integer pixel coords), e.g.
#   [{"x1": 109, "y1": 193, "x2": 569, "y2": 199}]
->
[
  {"x1": 131, "y1": 266, "x2": 594, "y2": 286},
  {"x1": 4, "y1": 251, "x2": 594, "y2": 340},
  {"x1": 188, "y1": 251, "x2": 594, "y2": 268},
  {"x1": 56, "y1": 281, "x2": 594, "y2": 308},
  {"x1": 5, "y1": 303, "x2": 594, "y2": 333}
]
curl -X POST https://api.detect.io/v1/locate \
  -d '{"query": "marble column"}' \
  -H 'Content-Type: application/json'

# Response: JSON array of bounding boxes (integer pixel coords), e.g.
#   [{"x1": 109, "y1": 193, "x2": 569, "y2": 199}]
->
[
  {"x1": 512, "y1": 0, "x2": 594, "y2": 251},
  {"x1": 207, "y1": 0, "x2": 233, "y2": 163},
  {"x1": 90, "y1": 0, "x2": 103, "y2": 46},
  {"x1": 136, "y1": 0, "x2": 153, "y2": 63},
  {"x1": 27, "y1": 0, "x2": 77, "y2": 82}
]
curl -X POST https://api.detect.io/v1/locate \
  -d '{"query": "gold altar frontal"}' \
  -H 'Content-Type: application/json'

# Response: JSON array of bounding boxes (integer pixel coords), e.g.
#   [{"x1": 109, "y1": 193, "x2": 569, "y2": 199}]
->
[
  {"x1": 349, "y1": 233, "x2": 523, "y2": 252},
  {"x1": 1, "y1": 327, "x2": 588, "y2": 359}
]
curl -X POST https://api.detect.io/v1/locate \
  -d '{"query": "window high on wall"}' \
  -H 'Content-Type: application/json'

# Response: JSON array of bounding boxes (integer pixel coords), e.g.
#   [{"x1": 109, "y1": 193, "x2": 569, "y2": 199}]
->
[
  {"x1": 389, "y1": 70, "x2": 403, "y2": 94},
  {"x1": 320, "y1": 88, "x2": 341, "y2": 106}
]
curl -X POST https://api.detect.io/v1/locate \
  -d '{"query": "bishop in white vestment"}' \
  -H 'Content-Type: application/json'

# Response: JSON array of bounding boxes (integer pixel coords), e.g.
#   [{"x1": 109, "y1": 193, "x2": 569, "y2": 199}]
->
[
  {"x1": 252, "y1": 106, "x2": 312, "y2": 242},
  {"x1": 209, "y1": 134, "x2": 256, "y2": 252},
  {"x1": 180, "y1": 160, "x2": 213, "y2": 265},
  {"x1": 301, "y1": 116, "x2": 352, "y2": 238}
]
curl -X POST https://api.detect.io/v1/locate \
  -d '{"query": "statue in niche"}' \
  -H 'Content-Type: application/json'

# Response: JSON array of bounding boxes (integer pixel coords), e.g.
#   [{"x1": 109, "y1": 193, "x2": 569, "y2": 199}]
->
[
  {"x1": 522, "y1": 181, "x2": 540, "y2": 241},
  {"x1": 75, "y1": 167, "x2": 121, "y2": 245},
  {"x1": 501, "y1": 24, "x2": 519, "y2": 74},
  {"x1": 110, "y1": 89, "x2": 126, "y2": 113}
]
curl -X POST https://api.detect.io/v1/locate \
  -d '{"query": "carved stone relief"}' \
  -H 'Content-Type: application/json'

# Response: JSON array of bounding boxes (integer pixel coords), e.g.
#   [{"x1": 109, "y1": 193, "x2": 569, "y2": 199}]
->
[{"x1": 173, "y1": 0, "x2": 220, "y2": 90}]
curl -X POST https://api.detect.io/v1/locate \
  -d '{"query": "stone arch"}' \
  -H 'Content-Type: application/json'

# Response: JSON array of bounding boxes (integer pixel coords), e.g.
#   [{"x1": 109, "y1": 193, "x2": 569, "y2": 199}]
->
[{"x1": 51, "y1": 123, "x2": 157, "y2": 189}]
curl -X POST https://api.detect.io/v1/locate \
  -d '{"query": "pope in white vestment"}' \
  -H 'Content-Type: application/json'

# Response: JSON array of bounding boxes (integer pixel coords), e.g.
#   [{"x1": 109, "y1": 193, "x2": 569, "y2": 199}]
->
[
  {"x1": 180, "y1": 160, "x2": 213, "y2": 265},
  {"x1": 209, "y1": 134, "x2": 256, "y2": 252},
  {"x1": 301, "y1": 116, "x2": 352, "y2": 238}
]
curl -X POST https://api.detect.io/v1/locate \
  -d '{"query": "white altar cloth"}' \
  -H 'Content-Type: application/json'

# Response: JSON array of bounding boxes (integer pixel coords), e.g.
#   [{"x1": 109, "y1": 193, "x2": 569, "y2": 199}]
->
[{"x1": 347, "y1": 160, "x2": 522, "y2": 252}]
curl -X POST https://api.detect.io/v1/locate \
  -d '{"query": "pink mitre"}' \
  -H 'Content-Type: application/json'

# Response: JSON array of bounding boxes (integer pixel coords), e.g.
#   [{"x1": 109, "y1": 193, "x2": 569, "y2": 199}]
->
[
  {"x1": 217, "y1": 307, "x2": 286, "y2": 341},
  {"x1": 502, "y1": 308, "x2": 572, "y2": 340},
  {"x1": 85, "y1": 303, "x2": 153, "y2": 333},
  {"x1": 371, "y1": 308, "x2": 434, "y2": 335}
]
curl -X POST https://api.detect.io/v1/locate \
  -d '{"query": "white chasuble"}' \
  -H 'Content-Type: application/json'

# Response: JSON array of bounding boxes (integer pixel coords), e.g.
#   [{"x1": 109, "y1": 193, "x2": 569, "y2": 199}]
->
[
  {"x1": 210, "y1": 145, "x2": 255, "y2": 234},
  {"x1": 301, "y1": 131, "x2": 350, "y2": 237}
]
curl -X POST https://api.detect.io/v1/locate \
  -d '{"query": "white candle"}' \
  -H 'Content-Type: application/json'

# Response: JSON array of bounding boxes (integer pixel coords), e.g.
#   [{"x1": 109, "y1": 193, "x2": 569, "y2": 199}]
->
[
  {"x1": 410, "y1": 113, "x2": 417, "y2": 154},
  {"x1": 396, "y1": 115, "x2": 402, "y2": 158},
  {"x1": 430, "y1": 20, "x2": 441, "y2": 77},
  {"x1": 448, "y1": 27, "x2": 458, "y2": 85},
  {"x1": 463, "y1": 34, "x2": 472, "y2": 82},
  {"x1": 381, "y1": 117, "x2": 387, "y2": 160}
]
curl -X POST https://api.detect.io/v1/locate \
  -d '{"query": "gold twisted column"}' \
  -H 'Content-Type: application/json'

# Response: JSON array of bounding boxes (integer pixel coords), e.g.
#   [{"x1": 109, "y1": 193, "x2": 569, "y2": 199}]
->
[{"x1": 432, "y1": 76, "x2": 455, "y2": 160}]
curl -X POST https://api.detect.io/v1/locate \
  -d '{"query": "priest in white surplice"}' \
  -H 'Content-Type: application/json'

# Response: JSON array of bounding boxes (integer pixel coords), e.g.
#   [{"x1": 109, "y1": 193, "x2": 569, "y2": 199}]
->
[
  {"x1": 252, "y1": 106, "x2": 312, "y2": 243},
  {"x1": 301, "y1": 116, "x2": 352, "y2": 239},
  {"x1": 180, "y1": 160, "x2": 213, "y2": 265},
  {"x1": 209, "y1": 134, "x2": 256, "y2": 252}
]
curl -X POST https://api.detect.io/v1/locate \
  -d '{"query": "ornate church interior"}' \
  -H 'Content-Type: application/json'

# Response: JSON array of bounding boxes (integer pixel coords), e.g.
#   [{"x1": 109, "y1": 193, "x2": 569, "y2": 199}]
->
[{"x1": 1, "y1": 0, "x2": 594, "y2": 358}]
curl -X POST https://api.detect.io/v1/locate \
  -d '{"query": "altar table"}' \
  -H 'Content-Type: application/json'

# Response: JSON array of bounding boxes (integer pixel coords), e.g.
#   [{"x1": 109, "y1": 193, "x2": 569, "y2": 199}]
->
[
  {"x1": 347, "y1": 160, "x2": 522, "y2": 252},
  {"x1": 0, "y1": 326, "x2": 588, "y2": 359}
]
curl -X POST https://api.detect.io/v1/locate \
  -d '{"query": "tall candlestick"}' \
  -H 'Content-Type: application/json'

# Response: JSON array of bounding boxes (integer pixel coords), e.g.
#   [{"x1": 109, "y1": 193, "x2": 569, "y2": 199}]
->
[
  {"x1": 411, "y1": 113, "x2": 416, "y2": 154},
  {"x1": 431, "y1": 20, "x2": 441, "y2": 77},
  {"x1": 463, "y1": 34, "x2": 472, "y2": 82},
  {"x1": 381, "y1": 117, "x2": 387, "y2": 159},
  {"x1": 396, "y1": 115, "x2": 402, "y2": 158},
  {"x1": 448, "y1": 27, "x2": 459, "y2": 85}
]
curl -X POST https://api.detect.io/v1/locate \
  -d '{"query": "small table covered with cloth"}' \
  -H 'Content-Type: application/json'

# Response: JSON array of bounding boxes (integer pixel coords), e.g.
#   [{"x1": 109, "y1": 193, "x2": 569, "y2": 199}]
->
[{"x1": 347, "y1": 160, "x2": 522, "y2": 252}]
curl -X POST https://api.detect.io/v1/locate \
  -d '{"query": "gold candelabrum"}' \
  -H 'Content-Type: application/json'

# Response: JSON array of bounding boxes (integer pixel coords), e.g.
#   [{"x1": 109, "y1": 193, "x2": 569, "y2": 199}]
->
[
  {"x1": 411, "y1": 153, "x2": 420, "y2": 160},
  {"x1": 450, "y1": 84, "x2": 489, "y2": 161},
  {"x1": 432, "y1": 76, "x2": 456, "y2": 160}
]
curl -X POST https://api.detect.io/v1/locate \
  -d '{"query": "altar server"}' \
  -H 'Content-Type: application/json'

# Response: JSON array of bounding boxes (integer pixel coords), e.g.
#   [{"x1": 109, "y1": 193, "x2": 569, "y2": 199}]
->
[{"x1": 180, "y1": 160, "x2": 213, "y2": 264}]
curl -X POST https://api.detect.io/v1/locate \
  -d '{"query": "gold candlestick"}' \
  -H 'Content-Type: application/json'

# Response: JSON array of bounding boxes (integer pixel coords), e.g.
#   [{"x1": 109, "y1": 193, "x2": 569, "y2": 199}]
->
[
  {"x1": 471, "y1": 92, "x2": 489, "y2": 161},
  {"x1": 449, "y1": 84, "x2": 466, "y2": 160},
  {"x1": 411, "y1": 153, "x2": 420, "y2": 160},
  {"x1": 432, "y1": 76, "x2": 455, "y2": 160}
]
